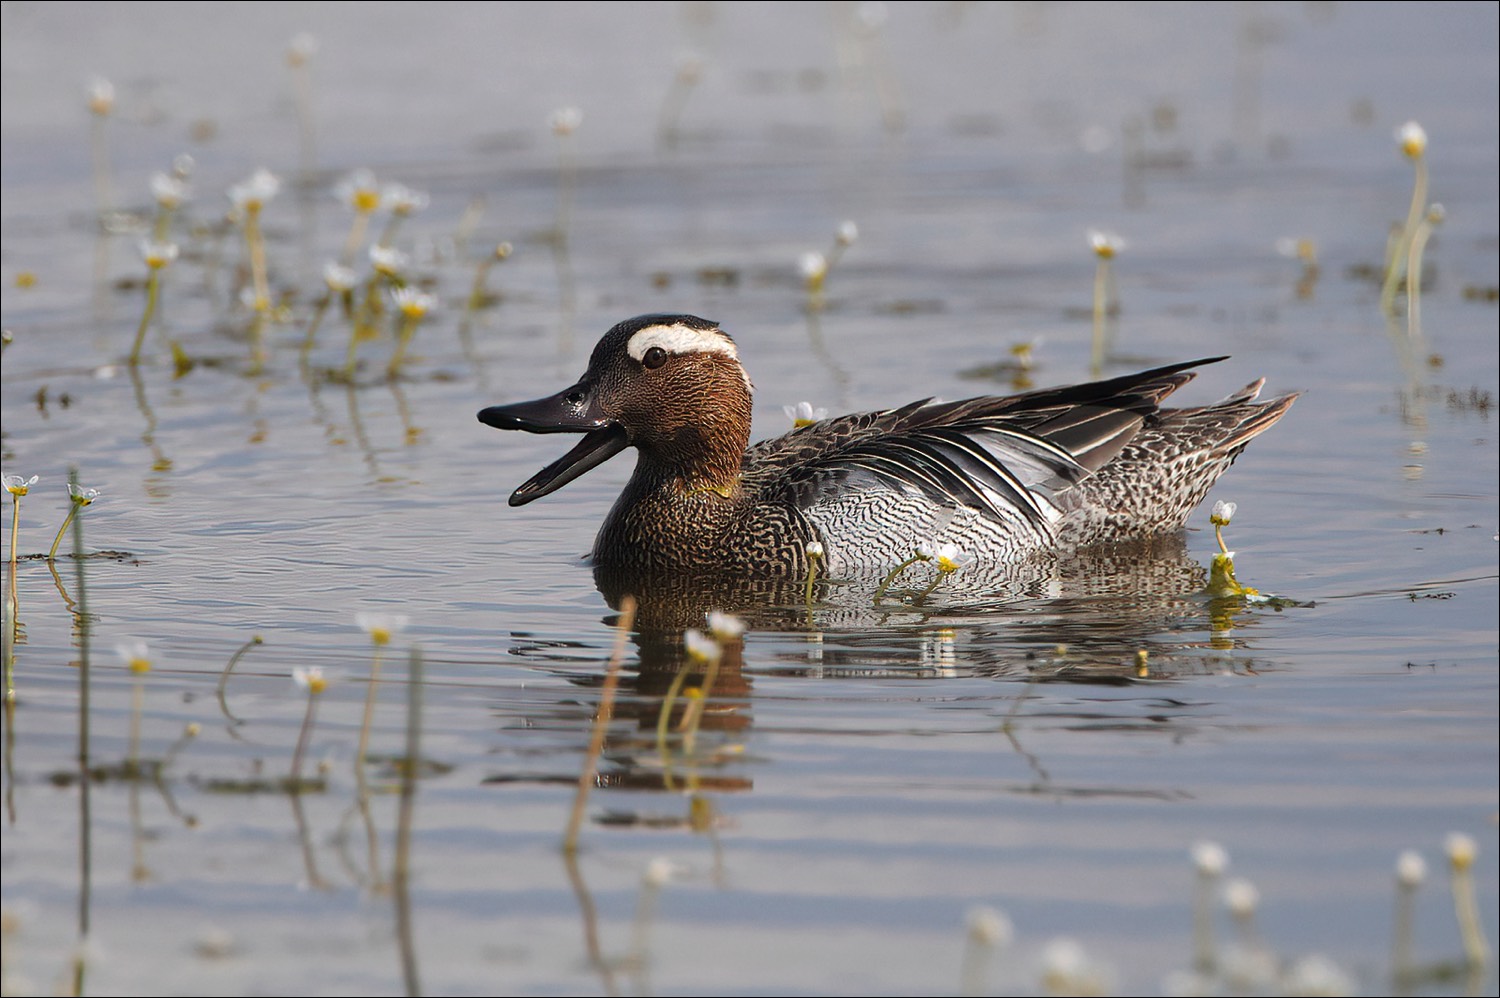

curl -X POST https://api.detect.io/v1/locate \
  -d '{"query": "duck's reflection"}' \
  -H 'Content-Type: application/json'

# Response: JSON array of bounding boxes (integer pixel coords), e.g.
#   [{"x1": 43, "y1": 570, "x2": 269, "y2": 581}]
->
[{"x1": 496, "y1": 531, "x2": 1270, "y2": 810}]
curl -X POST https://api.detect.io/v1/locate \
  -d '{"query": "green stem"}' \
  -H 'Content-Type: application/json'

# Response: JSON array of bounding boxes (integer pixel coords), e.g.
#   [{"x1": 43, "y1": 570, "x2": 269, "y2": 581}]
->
[
  {"x1": 152, "y1": 204, "x2": 175, "y2": 243},
  {"x1": 215, "y1": 635, "x2": 263, "y2": 724},
  {"x1": 290, "y1": 691, "x2": 319, "y2": 788},
  {"x1": 48, "y1": 504, "x2": 80, "y2": 561},
  {"x1": 71, "y1": 467, "x2": 93, "y2": 993},
  {"x1": 300, "y1": 294, "x2": 332, "y2": 363},
  {"x1": 1405, "y1": 217, "x2": 1434, "y2": 341},
  {"x1": 128, "y1": 674, "x2": 144, "y2": 778},
  {"x1": 873, "y1": 554, "x2": 921, "y2": 604},
  {"x1": 387, "y1": 314, "x2": 419, "y2": 379},
  {"x1": 1381, "y1": 154, "x2": 1428, "y2": 313},
  {"x1": 467, "y1": 257, "x2": 496, "y2": 313},
  {"x1": 340, "y1": 211, "x2": 371, "y2": 266},
  {"x1": 393, "y1": 646, "x2": 423, "y2": 996},
  {"x1": 1091, "y1": 258, "x2": 1110, "y2": 376},
  {"x1": 244, "y1": 205, "x2": 271, "y2": 313},
  {"x1": 129, "y1": 271, "x2": 162, "y2": 366}
]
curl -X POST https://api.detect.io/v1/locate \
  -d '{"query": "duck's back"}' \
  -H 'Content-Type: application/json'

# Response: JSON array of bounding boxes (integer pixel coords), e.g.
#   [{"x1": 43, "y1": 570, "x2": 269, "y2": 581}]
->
[{"x1": 742, "y1": 361, "x2": 1297, "y2": 574}]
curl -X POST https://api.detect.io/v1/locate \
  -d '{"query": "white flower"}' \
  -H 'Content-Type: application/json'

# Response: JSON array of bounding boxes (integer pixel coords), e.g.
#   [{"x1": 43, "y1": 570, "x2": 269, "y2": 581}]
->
[
  {"x1": 322, "y1": 262, "x2": 357, "y2": 292},
  {"x1": 1192, "y1": 841, "x2": 1228, "y2": 876},
  {"x1": 356, "y1": 612, "x2": 408, "y2": 647},
  {"x1": 805, "y1": 540, "x2": 824, "y2": 559},
  {"x1": 1040, "y1": 937, "x2": 1111, "y2": 995},
  {"x1": 1445, "y1": 831, "x2": 1477, "y2": 870},
  {"x1": 1396, "y1": 120, "x2": 1427, "y2": 159},
  {"x1": 1276, "y1": 236, "x2": 1317, "y2": 262},
  {"x1": 1396, "y1": 850, "x2": 1426, "y2": 887},
  {"x1": 642, "y1": 857, "x2": 678, "y2": 888},
  {"x1": 1210, "y1": 500, "x2": 1237, "y2": 526},
  {"x1": 916, "y1": 540, "x2": 971, "y2": 572},
  {"x1": 1223, "y1": 877, "x2": 1259, "y2": 917},
  {"x1": 383, "y1": 183, "x2": 429, "y2": 216},
  {"x1": 87, "y1": 77, "x2": 115, "y2": 116},
  {"x1": 1282, "y1": 954, "x2": 1354, "y2": 997},
  {"x1": 798, "y1": 251, "x2": 828, "y2": 282},
  {"x1": 391, "y1": 286, "x2": 437, "y2": 319},
  {"x1": 369, "y1": 244, "x2": 408, "y2": 277},
  {"x1": 150, "y1": 172, "x2": 191, "y2": 209},
  {"x1": 706, "y1": 610, "x2": 745, "y2": 641},
  {"x1": 966, "y1": 906, "x2": 1013, "y2": 947},
  {"x1": 549, "y1": 106, "x2": 583, "y2": 135},
  {"x1": 783, "y1": 401, "x2": 828, "y2": 427},
  {"x1": 138, "y1": 240, "x2": 179, "y2": 269},
  {"x1": 3, "y1": 474, "x2": 39, "y2": 496},
  {"x1": 683, "y1": 628, "x2": 722, "y2": 664},
  {"x1": 1087, "y1": 228, "x2": 1125, "y2": 259},
  {"x1": 335, "y1": 169, "x2": 381, "y2": 214},
  {"x1": 287, "y1": 32, "x2": 319, "y2": 66},
  {"x1": 115, "y1": 640, "x2": 152, "y2": 674},
  {"x1": 835, "y1": 220, "x2": 859, "y2": 246},
  {"x1": 292, "y1": 665, "x2": 328, "y2": 694},
  {"x1": 229, "y1": 168, "x2": 281, "y2": 212},
  {"x1": 67, "y1": 483, "x2": 101, "y2": 506}
]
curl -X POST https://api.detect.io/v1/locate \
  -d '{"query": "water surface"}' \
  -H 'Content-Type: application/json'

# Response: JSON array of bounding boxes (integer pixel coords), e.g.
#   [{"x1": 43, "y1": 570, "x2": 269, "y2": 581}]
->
[{"x1": 2, "y1": 3, "x2": 1497, "y2": 995}]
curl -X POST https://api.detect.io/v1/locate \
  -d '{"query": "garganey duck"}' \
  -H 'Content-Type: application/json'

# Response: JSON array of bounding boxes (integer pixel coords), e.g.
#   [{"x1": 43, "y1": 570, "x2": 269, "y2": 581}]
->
[{"x1": 478, "y1": 314, "x2": 1297, "y2": 582}]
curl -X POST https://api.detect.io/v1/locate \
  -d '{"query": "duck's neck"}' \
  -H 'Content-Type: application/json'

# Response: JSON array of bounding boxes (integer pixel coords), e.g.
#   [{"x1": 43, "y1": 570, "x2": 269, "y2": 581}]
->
[{"x1": 594, "y1": 425, "x2": 750, "y2": 574}]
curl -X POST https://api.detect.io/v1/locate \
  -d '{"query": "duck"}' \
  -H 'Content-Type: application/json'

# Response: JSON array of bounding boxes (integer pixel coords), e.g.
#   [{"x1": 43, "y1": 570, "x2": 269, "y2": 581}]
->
[{"x1": 477, "y1": 314, "x2": 1297, "y2": 583}]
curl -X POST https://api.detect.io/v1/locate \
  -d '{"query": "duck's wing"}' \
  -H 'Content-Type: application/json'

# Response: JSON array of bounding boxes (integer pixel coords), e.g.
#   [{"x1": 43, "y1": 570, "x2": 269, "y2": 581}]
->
[{"x1": 747, "y1": 358, "x2": 1221, "y2": 531}]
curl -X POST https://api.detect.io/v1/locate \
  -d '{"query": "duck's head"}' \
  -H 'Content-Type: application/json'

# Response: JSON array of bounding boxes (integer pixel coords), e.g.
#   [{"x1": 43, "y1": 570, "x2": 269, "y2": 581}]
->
[{"x1": 478, "y1": 314, "x2": 754, "y2": 506}]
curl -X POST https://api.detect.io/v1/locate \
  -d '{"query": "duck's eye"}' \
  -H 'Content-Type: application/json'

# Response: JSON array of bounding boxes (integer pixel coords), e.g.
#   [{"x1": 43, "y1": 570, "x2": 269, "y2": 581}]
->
[{"x1": 641, "y1": 346, "x2": 669, "y2": 370}]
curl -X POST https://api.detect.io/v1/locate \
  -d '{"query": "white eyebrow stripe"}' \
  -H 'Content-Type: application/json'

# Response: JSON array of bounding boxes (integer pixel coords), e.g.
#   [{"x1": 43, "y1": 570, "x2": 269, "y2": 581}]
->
[{"x1": 626, "y1": 323, "x2": 740, "y2": 363}]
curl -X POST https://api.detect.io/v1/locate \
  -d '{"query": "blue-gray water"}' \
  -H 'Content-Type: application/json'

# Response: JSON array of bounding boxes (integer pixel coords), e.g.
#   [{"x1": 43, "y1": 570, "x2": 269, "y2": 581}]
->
[{"x1": 2, "y1": 3, "x2": 1496, "y2": 995}]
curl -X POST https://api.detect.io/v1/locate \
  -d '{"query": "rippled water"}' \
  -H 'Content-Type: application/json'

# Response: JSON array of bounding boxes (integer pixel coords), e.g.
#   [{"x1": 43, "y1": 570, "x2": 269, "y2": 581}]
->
[{"x1": 3, "y1": 4, "x2": 1497, "y2": 996}]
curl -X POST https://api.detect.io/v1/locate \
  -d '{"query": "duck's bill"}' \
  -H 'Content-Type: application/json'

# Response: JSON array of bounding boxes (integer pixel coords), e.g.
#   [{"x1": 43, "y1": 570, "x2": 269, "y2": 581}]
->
[
  {"x1": 478, "y1": 389, "x2": 628, "y2": 506},
  {"x1": 505, "y1": 424, "x2": 628, "y2": 505}
]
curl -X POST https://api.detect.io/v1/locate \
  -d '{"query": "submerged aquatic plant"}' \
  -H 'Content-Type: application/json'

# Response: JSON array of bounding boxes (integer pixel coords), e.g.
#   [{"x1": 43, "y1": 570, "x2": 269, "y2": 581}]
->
[
  {"x1": 48, "y1": 484, "x2": 100, "y2": 560},
  {"x1": 1446, "y1": 832, "x2": 1491, "y2": 971},
  {"x1": 229, "y1": 168, "x2": 280, "y2": 314},
  {"x1": 335, "y1": 168, "x2": 382, "y2": 265},
  {"x1": 1381, "y1": 121, "x2": 1430, "y2": 314},
  {"x1": 302, "y1": 262, "x2": 357, "y2": 362},
  {"x1": 230, "y1": 168, "x2": 281, "y2": 373},
  {"x1": 1405, "y1": 202, "x2": 1445, "y2": 339},
  {"x1": 960, "y1": 905, "x2": 1013, "y2": 997},
  {"x1": 804, "y1": 539, "x2": 824, "y2": 608},
  {"x1": 466, "y1": 241, "x2": 513, "y2": 314},
  {"x1": 289, "y1": 665, "x2": 329, "y2": 790},
  {"x1": 1206, "y1": 500, "x2": 1260, "y2": 598},
  {"x1": 115, "y1": 640, "x2": 152, "y2": 776},
  {"x1": 874, "y1": 539, "x2": 972, "y2": 603},
  {"x1": 129, "y1": 240, "x2": 179, "y2": 366},
  {"x1": 5, "y1": 474, "x2": 38, "y2": 572},
  {"x1": 378, "y1": 182, "x2": 428, "y2": 248},
  {"x1": 550, "y1": 106, "x2": 583, "y2": 245},
  {"x1": 1088, "y1": 228, "x2": 1125, "y2": 375},
  {"x1": 801, "y1": 220, "x2": 859, "y2": 304},
  {"x1": 286, "y1": 33, "x2": 319, "y2": 176},
  {"x1": 87, "y1": 76, "x2": 116, "y2": 219},
  {"x1": 150, "y1": 163, "x2": 192, "y2": 242},
  {"x1": 387, "y1": 287, "x2": 437, "y2": 379},
  {"x1": 1191, "y1": 840, "x2": 1229, "y2": 974}
]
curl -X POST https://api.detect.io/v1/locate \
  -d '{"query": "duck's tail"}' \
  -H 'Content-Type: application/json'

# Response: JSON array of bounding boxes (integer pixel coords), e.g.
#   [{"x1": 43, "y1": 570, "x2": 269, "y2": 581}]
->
[{"x1": 1056, "y1": 380, "x2": 1300, "y2": 546}]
